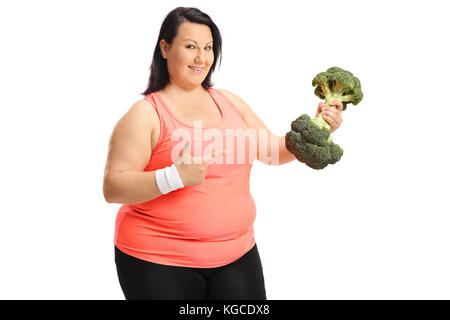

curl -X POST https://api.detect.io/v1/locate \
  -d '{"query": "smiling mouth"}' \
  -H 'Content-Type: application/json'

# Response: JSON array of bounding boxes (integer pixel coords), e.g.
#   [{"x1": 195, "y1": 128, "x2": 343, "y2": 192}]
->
[{"x1": 189, "y1": 66, "x2": 204, "y2": 73}]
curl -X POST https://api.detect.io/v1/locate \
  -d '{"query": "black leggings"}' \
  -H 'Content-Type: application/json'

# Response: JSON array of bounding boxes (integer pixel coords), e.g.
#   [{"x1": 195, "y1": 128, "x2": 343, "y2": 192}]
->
[{"x1": 114, "y1": 243, "x2": 267, "y2": 300}]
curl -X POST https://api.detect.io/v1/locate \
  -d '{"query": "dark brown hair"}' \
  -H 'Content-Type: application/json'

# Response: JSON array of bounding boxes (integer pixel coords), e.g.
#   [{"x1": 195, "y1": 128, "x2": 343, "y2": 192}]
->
[{"x1": 141, "y1": 7, "x2": 223, "y2": 95}]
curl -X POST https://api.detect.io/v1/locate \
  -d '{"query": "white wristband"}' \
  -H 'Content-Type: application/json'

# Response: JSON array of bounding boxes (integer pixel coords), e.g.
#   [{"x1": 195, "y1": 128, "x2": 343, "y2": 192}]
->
[{"x1": 155, "y1": 163, "x2": 185, "y2": 194}]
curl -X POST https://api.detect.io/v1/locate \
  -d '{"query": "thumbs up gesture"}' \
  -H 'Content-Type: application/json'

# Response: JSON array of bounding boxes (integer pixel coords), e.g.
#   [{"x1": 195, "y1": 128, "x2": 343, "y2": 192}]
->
[{"x1": 174, "y1": 139, "x2": 226, "y2": 187}]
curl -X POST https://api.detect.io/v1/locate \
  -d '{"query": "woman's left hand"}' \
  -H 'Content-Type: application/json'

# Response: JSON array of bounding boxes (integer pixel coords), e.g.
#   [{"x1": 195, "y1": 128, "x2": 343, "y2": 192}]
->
[{"x1": 315, "y1": 100, "x2": 344, "y2": 133}]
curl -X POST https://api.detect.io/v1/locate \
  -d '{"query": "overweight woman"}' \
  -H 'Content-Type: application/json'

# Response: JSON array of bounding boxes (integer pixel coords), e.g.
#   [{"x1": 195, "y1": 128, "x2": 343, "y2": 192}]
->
[{"x1": 103, "y1": 7, "x2": 343, "y2": 300}]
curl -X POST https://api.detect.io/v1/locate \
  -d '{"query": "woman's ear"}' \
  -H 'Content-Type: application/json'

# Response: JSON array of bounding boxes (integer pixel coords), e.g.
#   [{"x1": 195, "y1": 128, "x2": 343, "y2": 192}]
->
[{"x1": 160, "y1": 39, "x2": 168, "y2": 59}]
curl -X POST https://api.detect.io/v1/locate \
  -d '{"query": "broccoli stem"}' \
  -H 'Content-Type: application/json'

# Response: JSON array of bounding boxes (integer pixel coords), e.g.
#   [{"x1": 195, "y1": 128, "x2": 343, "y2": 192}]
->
[
  {"x1": 311, "y1": 114, "x2": 333, "y2": 143},
  {"x1": 312, "y1": 113, "x2": 330, "y2": 130},
  {"x1": 324, "y1": 94, "x2": 344, "y2": 108}
]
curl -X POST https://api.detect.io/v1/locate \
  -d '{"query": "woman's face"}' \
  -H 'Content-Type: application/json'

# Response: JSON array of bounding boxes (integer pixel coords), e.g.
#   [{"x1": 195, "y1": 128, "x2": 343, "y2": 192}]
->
[{"x1": 160, "y1": 21, "x2": 214, "y2": 90}]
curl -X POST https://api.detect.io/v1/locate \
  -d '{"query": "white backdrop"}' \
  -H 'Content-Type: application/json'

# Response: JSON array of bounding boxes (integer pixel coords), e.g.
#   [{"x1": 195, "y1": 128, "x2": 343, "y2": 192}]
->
[{"x1": 0, "y1": 0, "x2": 449, "y2": 299}]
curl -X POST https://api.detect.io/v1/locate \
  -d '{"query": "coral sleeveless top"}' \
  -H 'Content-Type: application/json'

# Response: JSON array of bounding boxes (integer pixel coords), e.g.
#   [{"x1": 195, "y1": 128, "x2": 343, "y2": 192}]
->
[{"x1": 114, "y1": 87, "x2": 258, "y2": 268}]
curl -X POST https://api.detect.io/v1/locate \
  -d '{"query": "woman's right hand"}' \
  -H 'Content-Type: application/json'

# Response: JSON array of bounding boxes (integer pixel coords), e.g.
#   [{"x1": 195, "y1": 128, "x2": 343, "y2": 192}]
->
[{"x1": 174, "y1": 139, "x2": 226, "y2": 187}]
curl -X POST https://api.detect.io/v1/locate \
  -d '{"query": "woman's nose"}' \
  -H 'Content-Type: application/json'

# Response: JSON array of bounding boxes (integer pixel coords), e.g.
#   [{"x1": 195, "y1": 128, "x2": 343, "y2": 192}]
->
[{"x1": 195, "y1": 49, "x2": 207, "y2": 63}]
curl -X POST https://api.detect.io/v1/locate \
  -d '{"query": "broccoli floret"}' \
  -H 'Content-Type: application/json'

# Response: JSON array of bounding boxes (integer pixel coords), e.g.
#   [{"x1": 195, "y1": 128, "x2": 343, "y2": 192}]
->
[
  {"x1": 286, "y1": 115, "x2": 343, "y2": 169},
  {"x1": 285, "y1": 67, "x2": 363, "y2": 169},
  {"x1": 291, "y1": 114, "x2": 331, "y2": 146},
  {"x1": 312, "y1": 66, "x2": 363, "y2": 111}
]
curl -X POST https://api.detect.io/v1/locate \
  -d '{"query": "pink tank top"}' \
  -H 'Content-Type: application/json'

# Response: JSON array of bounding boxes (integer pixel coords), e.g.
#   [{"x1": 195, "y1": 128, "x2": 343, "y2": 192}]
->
[{"x1": 114, "y1": 87, "x2": 258, "y2": 268}]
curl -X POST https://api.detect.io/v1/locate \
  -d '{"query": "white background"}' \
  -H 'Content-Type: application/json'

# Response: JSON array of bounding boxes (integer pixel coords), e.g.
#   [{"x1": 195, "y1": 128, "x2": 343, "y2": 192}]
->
[{"x1": 1, "y1": 0, "x2": 449, "y2": 299}]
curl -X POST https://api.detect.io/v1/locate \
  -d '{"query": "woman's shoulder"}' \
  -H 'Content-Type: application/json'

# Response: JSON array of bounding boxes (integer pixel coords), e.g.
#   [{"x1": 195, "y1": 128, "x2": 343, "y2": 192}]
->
[
  {"x1": 215, "y1": 88, "x2": 245, "y2": 116},
  {"x1": 215, "y1": 88, "x2": 236, "y2": 99},
  {"x1": 123, "y1": 98, "x2": 160, "y2": 139}
]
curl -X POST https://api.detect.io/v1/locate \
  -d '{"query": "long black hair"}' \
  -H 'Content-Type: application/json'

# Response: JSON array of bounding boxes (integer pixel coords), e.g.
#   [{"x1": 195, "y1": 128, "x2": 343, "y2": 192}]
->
[{"x1": 141, "y1": 7, "x2": 223, "y2": 95}]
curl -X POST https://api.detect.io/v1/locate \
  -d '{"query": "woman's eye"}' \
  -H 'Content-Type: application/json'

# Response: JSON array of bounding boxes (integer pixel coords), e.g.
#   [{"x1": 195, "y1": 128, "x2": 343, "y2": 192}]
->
[{"x1": 186, "y1": 45, "x2": 212, "y2": 50}]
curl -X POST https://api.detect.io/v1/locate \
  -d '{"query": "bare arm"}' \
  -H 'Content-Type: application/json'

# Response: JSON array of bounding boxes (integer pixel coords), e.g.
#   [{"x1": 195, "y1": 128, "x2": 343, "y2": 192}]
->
[
  {"x1": 103, "y1": 99, "x2": 163, "y2": 204},
  {"x1": 104, "y1": 170, "x2": 162, "y2": 205},
  {"x1": 277, "y1": 135, "x2": 297, "y2": 165}
]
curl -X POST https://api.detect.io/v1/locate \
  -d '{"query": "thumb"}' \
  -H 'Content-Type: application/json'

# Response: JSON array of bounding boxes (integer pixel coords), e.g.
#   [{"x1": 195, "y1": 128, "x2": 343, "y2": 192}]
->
[{"x1": 175, "y1": 139, "x2": 191, "y2": 164}]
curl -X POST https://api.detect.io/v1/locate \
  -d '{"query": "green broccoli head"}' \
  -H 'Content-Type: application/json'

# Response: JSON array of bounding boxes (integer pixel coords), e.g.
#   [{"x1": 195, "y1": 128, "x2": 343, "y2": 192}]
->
[
  {"x1": 312, "y1": 66, "x2": 363, "y2": 110},
  {"x1": 284, "y1": 67, "x2": 363, "y2": 169},
  {"x1": 286, "y1": 114, "x2": 343, "y2": 169},
  {"x1": 291, "y1": 114, "x2": 330, "y2": 146}
]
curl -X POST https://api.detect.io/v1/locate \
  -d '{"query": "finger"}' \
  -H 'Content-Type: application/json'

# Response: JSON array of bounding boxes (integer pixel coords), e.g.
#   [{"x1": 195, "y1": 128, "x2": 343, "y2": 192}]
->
[
  {"x1": 326, "y1": 104, "x2": 344, "y2": 123},
  {"x1": 325, "y1": 106, "x2": 340, "y2": 117},
  {"x1": 327, "y1": 107, "x2": 343, "y2": 123},
  {"x1": 176, "y1": 139, "x2": 191, "y2": 164},
  {"x1": 316, "y1": 102, "x2": 327, "y2": 117},
  {"x1": 330, "y1": 100, "x2": 344, "y2": 112},
  {"x1": 204, "y1": 149, "x2": 227, "y2": 165},
  {"x1": 180, "y1": 139, "x2": 191, "y2": 157},
  {"x1": 325, "y1": 110, "x2": 342, "y2": 124},
  {"x1": 319, "y1": 102, "x2": 327, "y2": 111},
  {"x1": 204, "y1": 149, "x2": 226, "y2": 164},
  {"x1": 322, "y1": 113, "x2": 337, "y2": 129}
]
